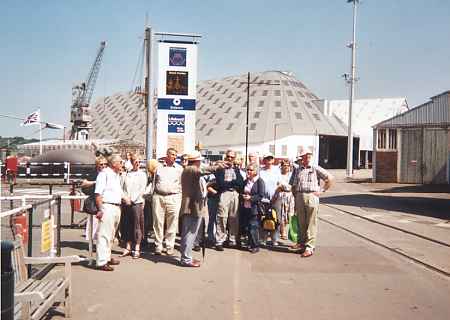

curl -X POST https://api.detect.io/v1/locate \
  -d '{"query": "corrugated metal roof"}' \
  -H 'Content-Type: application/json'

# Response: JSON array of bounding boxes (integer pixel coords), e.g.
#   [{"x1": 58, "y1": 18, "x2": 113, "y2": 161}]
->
[
  {"x1": 90, "y1": 71, "x2": 350, "y2": 148},
  {"x1": 374, "y1": 91, "x2": 450, "y2": 128},
  {"x1": 195, "y1": 71, "x2": 348, "y2": 148}
]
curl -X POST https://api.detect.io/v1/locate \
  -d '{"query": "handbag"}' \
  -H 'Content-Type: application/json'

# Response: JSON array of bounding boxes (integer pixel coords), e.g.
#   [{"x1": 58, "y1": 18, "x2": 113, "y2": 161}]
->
[
  {"x1": 288, "y1": 215, "x2": 299, "y2": 243},
  {"x1": 83, "y1": 194, "x2": 98, "y2": 215}
]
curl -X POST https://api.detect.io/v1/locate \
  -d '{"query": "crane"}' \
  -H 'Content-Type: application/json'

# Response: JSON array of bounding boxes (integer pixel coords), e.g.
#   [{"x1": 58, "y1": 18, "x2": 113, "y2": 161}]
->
[{"x1": 70, "y1": 41, "x2": 107, "y2": 140}]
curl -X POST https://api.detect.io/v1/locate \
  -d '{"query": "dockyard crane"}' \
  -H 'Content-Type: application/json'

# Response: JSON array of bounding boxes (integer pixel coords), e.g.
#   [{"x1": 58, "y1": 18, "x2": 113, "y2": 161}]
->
[{"x1": 70, "y1": 41, "x2": 107, "y2": 140}]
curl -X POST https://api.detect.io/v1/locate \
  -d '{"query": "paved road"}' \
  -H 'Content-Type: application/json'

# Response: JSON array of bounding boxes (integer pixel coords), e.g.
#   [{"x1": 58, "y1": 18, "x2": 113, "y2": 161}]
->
[
  {"x1": 54, "y1": 219, "x2": 450, "y2": 320},
  {"x1": 2, "y1": 172, "x2": 450, "y2": 319}
]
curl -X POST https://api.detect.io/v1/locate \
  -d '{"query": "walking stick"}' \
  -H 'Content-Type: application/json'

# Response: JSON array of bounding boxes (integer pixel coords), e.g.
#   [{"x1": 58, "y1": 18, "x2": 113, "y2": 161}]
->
[{"x1": 201, "y1": 217, "x2": 206, "y2": 261}]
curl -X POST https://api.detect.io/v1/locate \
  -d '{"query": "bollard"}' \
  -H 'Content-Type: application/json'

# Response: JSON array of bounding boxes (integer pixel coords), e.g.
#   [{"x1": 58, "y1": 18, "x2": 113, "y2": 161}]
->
[{"x1": 1, "y1": 241, "x2": 15, "y2": 320}]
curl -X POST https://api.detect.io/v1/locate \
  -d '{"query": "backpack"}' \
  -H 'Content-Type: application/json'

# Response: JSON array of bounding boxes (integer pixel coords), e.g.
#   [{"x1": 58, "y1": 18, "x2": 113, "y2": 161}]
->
[{"x1": 261, "y1": 204, "x2": 278, "y2": 231}]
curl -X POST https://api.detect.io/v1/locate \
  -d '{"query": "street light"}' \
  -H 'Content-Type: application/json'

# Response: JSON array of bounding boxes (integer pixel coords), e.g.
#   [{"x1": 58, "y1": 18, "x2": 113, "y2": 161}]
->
[{"x1": 346, "y1": 0, "x2": 359, "y2": 178}]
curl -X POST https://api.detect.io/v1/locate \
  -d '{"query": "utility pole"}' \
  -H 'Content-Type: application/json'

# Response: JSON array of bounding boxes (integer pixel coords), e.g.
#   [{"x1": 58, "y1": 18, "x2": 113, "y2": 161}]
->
[
  {"x1": 346, "y1": 0, "x2": 359, "y2": 178},
  {"x1": 245, "y1": 72, "x2": 250, "y2": 166},
  {"x1": 144, "y1": 26, "x2": 153, "y2": 160}
]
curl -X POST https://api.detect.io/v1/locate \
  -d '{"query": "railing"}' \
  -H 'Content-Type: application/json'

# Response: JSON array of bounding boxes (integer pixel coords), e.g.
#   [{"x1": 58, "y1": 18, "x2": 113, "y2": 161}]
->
[{"x1": 1, "y1": 194, "x2": 94, "y2": 272}]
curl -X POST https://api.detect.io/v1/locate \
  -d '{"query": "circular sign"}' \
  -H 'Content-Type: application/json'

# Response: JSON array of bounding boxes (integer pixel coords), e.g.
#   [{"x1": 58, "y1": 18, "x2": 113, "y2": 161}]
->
[{"x1": 173, "y1": 98, "x2": 181, "y2": 106}]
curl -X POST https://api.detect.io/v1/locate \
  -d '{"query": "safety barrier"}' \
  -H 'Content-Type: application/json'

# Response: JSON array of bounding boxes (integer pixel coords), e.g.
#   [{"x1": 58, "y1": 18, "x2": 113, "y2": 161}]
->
[
  {"x1": 14, "y1": 162, "x2": 93, "y2": 183},
  {"x1": 1, "y1": 195, "x2": 63, "y2": 275},
  {"x1": 1, "y1": 194, "x2": 96, "y2": 265}
]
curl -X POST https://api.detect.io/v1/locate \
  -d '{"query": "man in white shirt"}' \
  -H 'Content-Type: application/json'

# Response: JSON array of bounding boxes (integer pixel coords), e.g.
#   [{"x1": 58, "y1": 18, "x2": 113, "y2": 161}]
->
[
  {"x1": 95, "y1": 154, "x2": 127, "y2": 271},
  {"x1": 259, "y1": 153, "x2": 282, "y2": 245},
  {"x1": 152, "y1": 148, "x2": 183, "y2": 255}
]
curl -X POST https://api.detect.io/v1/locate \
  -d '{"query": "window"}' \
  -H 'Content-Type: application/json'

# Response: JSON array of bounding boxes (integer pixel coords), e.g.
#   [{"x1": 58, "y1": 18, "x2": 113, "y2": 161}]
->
[
  {"x1": 254, "y1": 112, "x2": 261, "y2": 119},
  {"x1": 282, "y1": 80, "x2": 289, "y2": 86},
  {"x1": 217, "y1": 85, "x2": 223, "y2": 91},
  {"x1": 225, "y1": 107, "x2": 232, "y2": 113},
  {"x1": 377, "y1": 129, "x2": 387, "y2": 149},
  {"x1": 211, "y1": 82, "x2": 217, "y2": 88},
  {"x1": 209, "y1": 112, "x2": 216, "y2": 119},
  {"x1": 275, "y1": 112, "x2": 282, "y2": 119},
  {"x1": 312, "y1": 113, "x2": 320, "y2": 121},
  {"x1": 223, "y1": 88, "x2": 229, "y2": 95},
  {"x1": 290, "y1": 101, "x2": 299, "y2": 108},
  {"x1": 295, "y1": 112, "x2": 302, "y2": 120},
  {"x1": 250, "y1": 90, "x2": 256, "y2": 97},
  {"x1": 274, "y1": 90, "x2": 281, "y2": 96},
  {"x1": 219, "y1": 102, "x2": 226, "y2": 108},
  {"x1": 226, "y1": 123, "x2": 234, "y2": 130},
  {"x1": 213, "y1": 98, "x2": 219, "y2": 104},
  {"x1": 297, "y1": 91, "x2": 305, "y2": 98},
  {"x1": 234, "y1": 96, "x2": 241, "y2": 103},
  {"x1": 388, "y1": 129, "x2": 397, "y2": 149},
  {"x1": 262, "y1": 90, "x2": 268, "y2": 96},
  {"x1": 215, "y1": 118, "x2": 222, "y2": 125},
  {"x1": 258, "y1": 100, "x2": 264, "y2": 107},
  {"x1": 208, "y1": 94, "x2": 214, "y2": 101},
  {"x1": 199, "y1": 124, "x2": 207, "y2": 131},
  {"x1": 203, "y1": 109, "x2": 210, "y2": 115},
  {"x1": 378, "y1": 129, "x2": 397, "y2": 150},
  {"x1": 275, "y1": 100, "x2": 281, "y2": 107},
  {"x1": 234, "y1": 111, "x2": 242, "y2": 119},
  {"x1": 228, "y1": 92, "x2": 235, "y2": 98},
  {"x1": 231, "y1": 79, "x2": 238, "y2": 85},
  {"x1": 305, "y1": 102, "x2": 313, "y2": 109},
  {"x1": 287, "y1": 90, "x2": 293, "y2": 97},
  {"x1": 206, "y1": 128, "x2": 214, "y2": 136},
  {"x1": 250, "y1": 123, "x2": 257, "y2": 130},
  {"x1": 282, "y1": 145, "x2": 288, "y2": 156}
]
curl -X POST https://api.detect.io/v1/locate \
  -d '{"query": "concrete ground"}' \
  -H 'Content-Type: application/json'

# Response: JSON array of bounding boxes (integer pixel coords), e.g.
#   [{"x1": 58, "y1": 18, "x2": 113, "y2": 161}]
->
[{"x1": 1, "y1": 170, "x2": 450, "y2": 320}]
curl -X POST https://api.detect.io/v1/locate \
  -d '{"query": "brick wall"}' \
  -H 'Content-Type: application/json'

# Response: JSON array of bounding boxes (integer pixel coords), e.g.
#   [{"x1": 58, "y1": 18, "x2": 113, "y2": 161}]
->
[{"x1": 375, "y1": 151, "x2": 398, "y2": 182}]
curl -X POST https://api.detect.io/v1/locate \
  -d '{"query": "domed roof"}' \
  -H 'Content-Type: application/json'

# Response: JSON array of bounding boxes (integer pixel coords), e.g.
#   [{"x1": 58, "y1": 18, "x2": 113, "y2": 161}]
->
[
  {"x1": 195, "y1": 70, "x2": 348, "y2": 148},
  {"x1": 30, "y1": 149, "x2": 95, "y2": 164},
  {"x1": 90, "y1": 70, "x2": 348, "y2": 148}
]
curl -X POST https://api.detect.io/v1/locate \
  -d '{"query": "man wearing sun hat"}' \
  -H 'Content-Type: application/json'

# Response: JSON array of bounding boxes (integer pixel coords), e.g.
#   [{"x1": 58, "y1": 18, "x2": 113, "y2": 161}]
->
[
  {"x1": 179, "y1": 151, "x2": 219, "y2": 267},
  {"x1": 289, "y1": 146, "x2": 333, "y2": 257}
]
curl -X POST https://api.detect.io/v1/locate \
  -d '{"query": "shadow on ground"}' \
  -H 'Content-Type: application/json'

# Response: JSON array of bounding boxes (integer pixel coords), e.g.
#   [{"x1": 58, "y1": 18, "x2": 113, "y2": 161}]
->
[
  {"x1": 371, "y1": 184, "x2": 450, "y2": 194},
  {"x1": 321, "y1": 194, "x2": 450, "y2": 220}
]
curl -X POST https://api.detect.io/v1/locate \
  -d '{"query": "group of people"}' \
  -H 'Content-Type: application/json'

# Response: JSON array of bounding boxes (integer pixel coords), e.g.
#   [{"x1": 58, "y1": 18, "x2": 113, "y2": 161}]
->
[{"x1": 84, "y1": 147, "x2": 333, "y2": 271}]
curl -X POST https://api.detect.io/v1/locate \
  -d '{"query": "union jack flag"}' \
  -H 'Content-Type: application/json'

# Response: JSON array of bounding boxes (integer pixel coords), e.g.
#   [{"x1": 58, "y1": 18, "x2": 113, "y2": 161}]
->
[{"x1": 21, "y1": 109, "x2": 41, "y2": 126}]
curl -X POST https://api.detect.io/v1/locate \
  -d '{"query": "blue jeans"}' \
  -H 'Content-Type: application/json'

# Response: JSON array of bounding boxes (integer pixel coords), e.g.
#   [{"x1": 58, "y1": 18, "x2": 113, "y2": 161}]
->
[{"x1": 180, "y1": 215, "x2": 202, "y2": 264}]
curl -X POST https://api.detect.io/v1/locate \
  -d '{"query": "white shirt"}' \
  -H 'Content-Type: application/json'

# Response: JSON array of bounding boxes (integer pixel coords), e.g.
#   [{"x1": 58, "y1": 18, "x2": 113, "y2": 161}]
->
[
  {"x1": 123, "y1": 170, "x2": 148, "y2": 204},
  {"x1": 259, "y1": 166, "x2": 281, "y2": 199},
  {"x1": 95, "y1": 167, "x2": 123, "y2": 204}
]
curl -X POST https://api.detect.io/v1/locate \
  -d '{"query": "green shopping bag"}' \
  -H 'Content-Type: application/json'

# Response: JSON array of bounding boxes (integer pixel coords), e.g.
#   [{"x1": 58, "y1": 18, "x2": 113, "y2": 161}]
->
[{"x1": 288, "y1": 215, "x2": 299, "y2": 243}]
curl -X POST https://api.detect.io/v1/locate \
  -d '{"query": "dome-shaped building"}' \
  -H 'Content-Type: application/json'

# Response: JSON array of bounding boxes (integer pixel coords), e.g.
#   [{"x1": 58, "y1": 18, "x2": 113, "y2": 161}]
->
[
  {"x1": 195, "y1": 71, "x2": 355, "y2": 168},
  {"x1": 90, "y1": 70, "x2": 358, "y2": 168}
]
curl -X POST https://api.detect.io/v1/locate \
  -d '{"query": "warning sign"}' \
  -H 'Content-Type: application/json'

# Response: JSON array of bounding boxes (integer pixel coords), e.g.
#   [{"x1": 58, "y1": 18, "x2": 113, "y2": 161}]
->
[{"x1": 41, "y1": 219, "x2": 52, "y2": 253}]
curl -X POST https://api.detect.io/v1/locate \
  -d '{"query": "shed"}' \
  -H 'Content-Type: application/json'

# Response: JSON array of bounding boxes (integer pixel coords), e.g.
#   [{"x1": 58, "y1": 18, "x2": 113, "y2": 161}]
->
[{"x1": 372, "y1": 91, "x2": 450, "y2": 184}]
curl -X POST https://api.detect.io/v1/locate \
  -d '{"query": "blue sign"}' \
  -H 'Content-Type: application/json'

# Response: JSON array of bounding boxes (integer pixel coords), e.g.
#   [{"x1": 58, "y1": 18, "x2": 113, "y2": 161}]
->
[
  {"x1": 158, "y1": 98, "x2": 196, "y2": 111},
  {"x1": 169, "y1": 47, "x2": 187, "y2": 66},
  {"x1": 168, "y1": 114, "x2": 185, "y2": 133}
]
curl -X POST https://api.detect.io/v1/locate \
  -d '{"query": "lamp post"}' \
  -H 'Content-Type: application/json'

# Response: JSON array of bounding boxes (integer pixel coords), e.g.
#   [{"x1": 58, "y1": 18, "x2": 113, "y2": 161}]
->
[
  {"x1": 242, "y1": 73, "x2": 279, "y2": 166},
  {"x1": 346, "y1": 0, "x2": 359, "y2": 178}
]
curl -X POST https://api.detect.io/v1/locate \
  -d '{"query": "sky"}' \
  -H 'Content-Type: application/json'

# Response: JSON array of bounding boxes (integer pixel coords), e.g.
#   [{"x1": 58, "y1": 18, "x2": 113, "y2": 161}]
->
[{"x1": 1, "y1": 0, "x2": 449, "y2": 139}]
